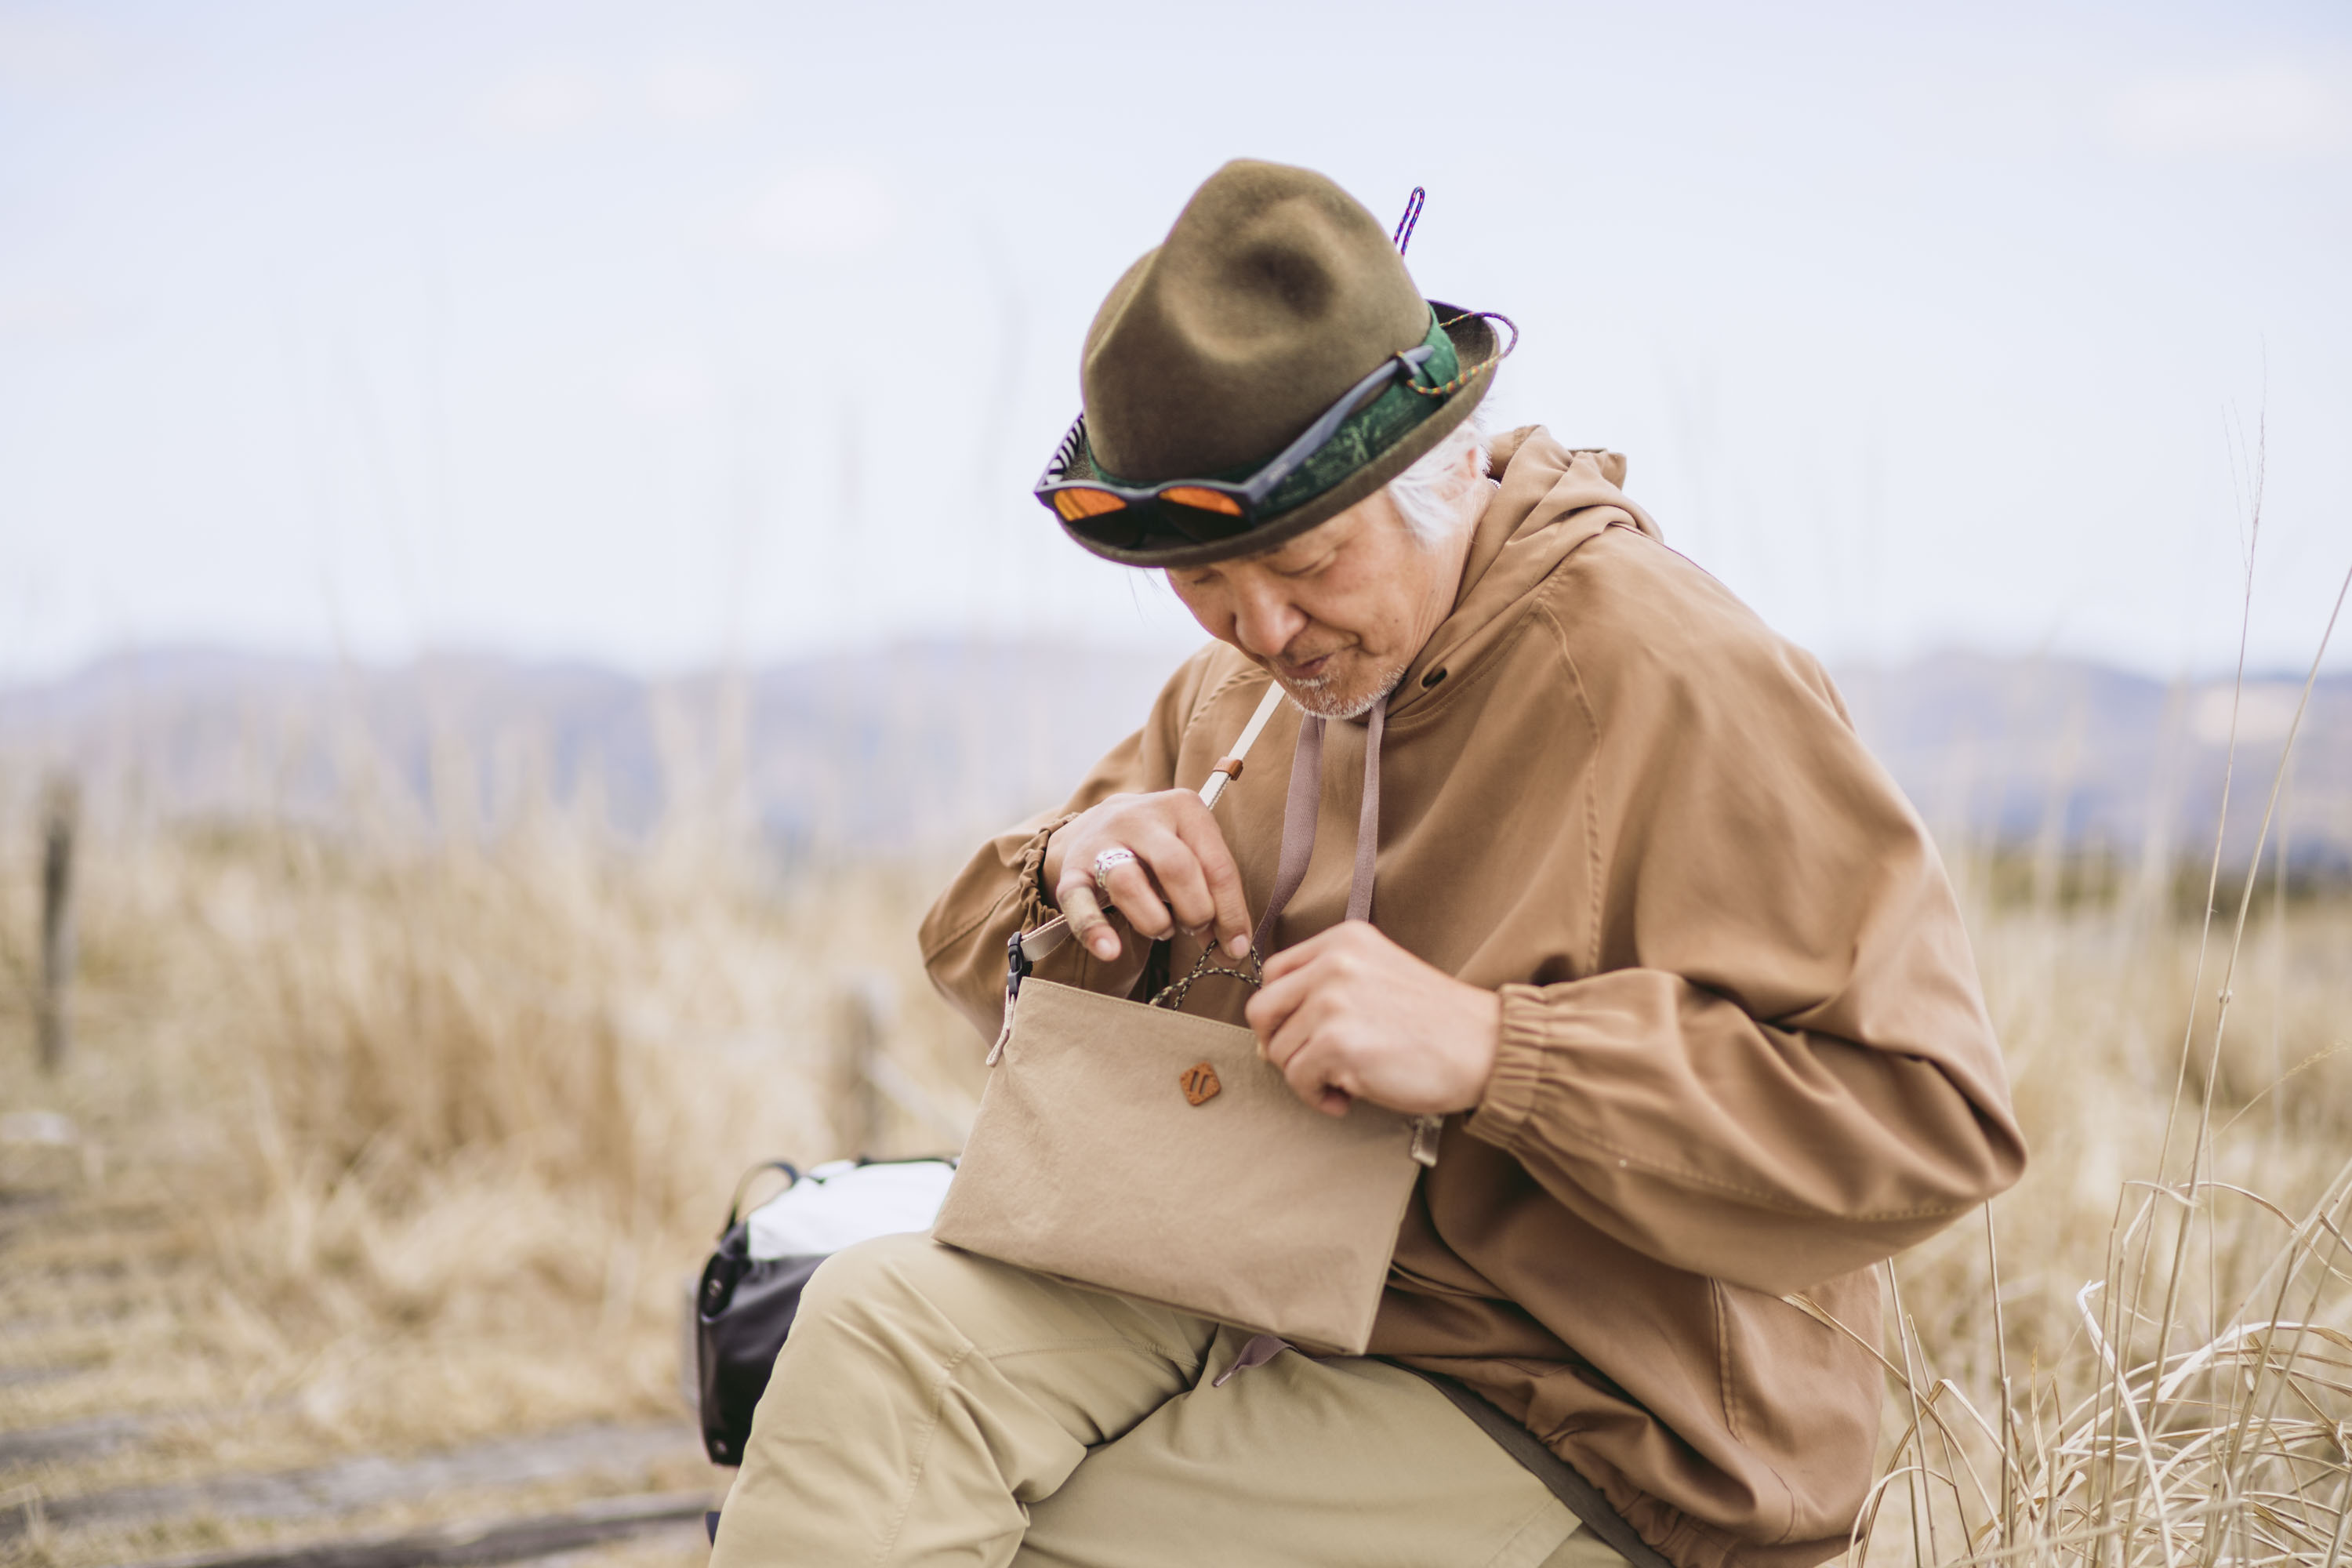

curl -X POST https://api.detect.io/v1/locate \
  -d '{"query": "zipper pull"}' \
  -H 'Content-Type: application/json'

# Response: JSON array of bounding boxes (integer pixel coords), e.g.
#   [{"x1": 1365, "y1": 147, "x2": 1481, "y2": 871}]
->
[{"x1": 1409, "y1": 1115, "x2": 1443, "y2": 1167}]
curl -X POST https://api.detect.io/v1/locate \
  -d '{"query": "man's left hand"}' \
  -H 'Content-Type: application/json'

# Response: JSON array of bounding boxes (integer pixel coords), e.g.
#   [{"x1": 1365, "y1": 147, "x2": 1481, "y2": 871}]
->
[{"x1": 1244, "y1": 922, "x2": 1501, "y2": 1119}]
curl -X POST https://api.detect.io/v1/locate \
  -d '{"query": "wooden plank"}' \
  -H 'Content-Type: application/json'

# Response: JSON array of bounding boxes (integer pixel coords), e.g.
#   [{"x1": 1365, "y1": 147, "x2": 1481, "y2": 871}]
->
[
  {"x1": 0, "y1": 1410, "x2": 148, "y2": 1468},
  {"x1": 0, "y1": 1362, "x2": 95, "y2": 1392},
  {"x1": 109, "y1": 1489, "x2": 714, "y2": 1568},
  {"x1": 1, "y1": 1421, "x2": 701, "y2": 1538}
]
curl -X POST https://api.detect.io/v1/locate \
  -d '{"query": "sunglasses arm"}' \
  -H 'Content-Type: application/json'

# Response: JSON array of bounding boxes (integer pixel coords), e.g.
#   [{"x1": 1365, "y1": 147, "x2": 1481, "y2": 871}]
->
[{"x1": 1240, "y1": 343, "x2": 1439, "y2": 506}]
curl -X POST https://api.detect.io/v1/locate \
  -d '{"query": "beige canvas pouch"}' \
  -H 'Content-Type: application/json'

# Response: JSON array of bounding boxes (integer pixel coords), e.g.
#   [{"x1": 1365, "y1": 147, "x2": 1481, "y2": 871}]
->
[{"x1": 932, "y1": 684, "x2": 1439, "y2": 1357}]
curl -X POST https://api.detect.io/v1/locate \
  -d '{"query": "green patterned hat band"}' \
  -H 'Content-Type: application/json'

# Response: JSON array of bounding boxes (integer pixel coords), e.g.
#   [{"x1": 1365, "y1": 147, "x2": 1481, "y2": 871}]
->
[{"x1": 1086, "y1": 309, "x2": 1461, "y2": 519}]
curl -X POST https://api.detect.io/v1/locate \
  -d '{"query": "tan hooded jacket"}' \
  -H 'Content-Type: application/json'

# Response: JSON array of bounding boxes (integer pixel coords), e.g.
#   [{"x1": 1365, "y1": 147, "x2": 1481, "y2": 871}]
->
[{"x1": 918, "y1": 429, "x2": 2026, "y2": 1568}]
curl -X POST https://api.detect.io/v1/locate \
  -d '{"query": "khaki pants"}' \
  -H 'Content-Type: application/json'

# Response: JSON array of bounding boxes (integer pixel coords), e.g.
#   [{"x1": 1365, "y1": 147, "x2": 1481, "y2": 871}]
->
[{"x1": 709, "y1": 1233, "x2": 1621, "y2": 1568}]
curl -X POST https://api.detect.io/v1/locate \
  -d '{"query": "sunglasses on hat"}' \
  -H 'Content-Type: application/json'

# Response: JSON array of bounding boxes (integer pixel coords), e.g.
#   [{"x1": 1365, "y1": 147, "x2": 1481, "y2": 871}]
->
[{"x1": 1034, "y1": 343, "x2": 1441, "y2": 553}]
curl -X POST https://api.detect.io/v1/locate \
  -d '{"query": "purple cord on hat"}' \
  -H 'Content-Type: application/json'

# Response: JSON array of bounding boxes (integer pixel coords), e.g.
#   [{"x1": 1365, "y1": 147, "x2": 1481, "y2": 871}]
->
[{"x1": 1391, "y1": 187, "x2": 1425, "y2": 255}]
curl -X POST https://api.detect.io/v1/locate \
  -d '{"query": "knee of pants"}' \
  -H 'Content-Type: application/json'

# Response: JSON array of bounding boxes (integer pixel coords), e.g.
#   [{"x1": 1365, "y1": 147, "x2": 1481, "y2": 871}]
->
[{"x1": 790, "y1": 1231, "x2": 976, "y2": 1345}]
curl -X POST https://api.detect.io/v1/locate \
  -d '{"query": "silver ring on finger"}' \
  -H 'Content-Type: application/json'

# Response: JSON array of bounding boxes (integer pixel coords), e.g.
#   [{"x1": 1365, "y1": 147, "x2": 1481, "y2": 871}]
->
[{"x1": 1092, "y1": 847, "x2": 1138, "y2": 909}]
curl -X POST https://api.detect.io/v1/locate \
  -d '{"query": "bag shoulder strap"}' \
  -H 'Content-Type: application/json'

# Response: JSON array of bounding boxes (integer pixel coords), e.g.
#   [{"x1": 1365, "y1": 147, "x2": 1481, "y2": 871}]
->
[{"x1": 1251, "y1": 691, "x2": 1383, "y2": 952}]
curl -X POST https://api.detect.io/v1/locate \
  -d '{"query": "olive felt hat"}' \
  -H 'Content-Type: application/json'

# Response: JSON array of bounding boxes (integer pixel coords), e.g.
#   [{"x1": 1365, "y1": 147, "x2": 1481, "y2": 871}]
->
[{"x1": 1039, "y1": 160, "x2": 1508, "y2": 569}]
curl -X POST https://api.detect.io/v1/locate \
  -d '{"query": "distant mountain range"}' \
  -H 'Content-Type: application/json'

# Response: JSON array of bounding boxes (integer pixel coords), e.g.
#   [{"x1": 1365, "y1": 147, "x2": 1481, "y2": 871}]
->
[
  {"x1": 1837, "y1": 655, "x2": 2347, "y2": 876},
  {"x1": 0, "y1": 643, "x2": 2343, "y2": 873}
]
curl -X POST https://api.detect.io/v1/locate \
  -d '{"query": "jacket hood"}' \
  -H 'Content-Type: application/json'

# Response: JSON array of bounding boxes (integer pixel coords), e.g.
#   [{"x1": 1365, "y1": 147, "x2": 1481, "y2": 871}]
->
[{"x1": 1390, "y1": 427, "x2": 1664, "y2": 721}]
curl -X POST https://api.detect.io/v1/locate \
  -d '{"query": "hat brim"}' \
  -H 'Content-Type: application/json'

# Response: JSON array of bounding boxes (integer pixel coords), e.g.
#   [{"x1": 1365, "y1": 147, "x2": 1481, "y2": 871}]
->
[{"x1": 1058, "y1": 304, "x2": 1500, "y2": 570}]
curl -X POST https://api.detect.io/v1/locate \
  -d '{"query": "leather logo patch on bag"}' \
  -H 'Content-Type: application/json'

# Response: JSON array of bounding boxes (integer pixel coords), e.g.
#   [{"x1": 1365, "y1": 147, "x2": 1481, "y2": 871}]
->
[{"x1": 1179, "y1": 1062, "x2": 1221, "y2": 1105}]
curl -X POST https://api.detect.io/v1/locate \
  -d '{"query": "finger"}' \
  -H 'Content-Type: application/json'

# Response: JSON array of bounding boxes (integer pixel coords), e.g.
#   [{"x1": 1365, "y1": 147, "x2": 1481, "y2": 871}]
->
[
  {"x1": 1131, "y1": 826, "x2": 1218, "y2": 938},
  {"x1": 1244, "y1": 958, "x2": 1319, "y2": 1045},
  {"x1": 1057, "y1": 882, "x2": 1123, "y2": 962},
  {"x1": 1169, "y1": 799, "x2": 1254, "y2": 957},
  {"x1": 1276, "y1": 1034, "x2": 1357, "y2": 1118},
  {"x1": 1258, "y1": 926, "x2": 1339, "y2": 985},
  {"x1": 1258, "y1": 982, "x2": 1338, "y2": 1072},
  {"x1": 1104, "y1": 855, "x2": 1175, "y2": 940}
]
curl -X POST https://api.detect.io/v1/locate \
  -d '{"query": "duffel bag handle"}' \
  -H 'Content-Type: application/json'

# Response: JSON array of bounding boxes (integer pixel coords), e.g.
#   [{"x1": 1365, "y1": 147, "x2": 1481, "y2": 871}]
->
[{"x1": 720, "y1": 1160, "x2": 800, "y2": 1236}]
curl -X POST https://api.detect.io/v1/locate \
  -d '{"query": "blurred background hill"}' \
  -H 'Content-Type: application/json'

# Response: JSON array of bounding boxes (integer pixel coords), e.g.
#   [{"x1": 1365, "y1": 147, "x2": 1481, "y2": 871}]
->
[
  {"x1": 0, "y1": 641, "x2": 1176, "y2": 858},
  {"x1": 2, "y1": 642, "x2": 2343, "y2": 876}
]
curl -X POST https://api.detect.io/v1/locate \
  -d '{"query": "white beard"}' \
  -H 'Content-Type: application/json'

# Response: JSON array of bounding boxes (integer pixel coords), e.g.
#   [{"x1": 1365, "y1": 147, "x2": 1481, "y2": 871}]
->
[{"x1": 1282, "y1": 659, "x2": 1409, "y2": 720}]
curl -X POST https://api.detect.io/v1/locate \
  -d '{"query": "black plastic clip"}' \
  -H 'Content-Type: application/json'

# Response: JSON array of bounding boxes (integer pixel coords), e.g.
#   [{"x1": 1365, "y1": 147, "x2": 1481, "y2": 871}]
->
[{"x1": 1005, "y1": 930, "x2": 1033, "y2": 1005}]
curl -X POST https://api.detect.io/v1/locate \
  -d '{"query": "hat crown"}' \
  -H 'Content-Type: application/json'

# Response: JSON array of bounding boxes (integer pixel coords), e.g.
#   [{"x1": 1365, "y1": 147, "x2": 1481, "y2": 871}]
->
[{"x1": 1081, "y1": 161, "x2": 1432, "y2": 482}]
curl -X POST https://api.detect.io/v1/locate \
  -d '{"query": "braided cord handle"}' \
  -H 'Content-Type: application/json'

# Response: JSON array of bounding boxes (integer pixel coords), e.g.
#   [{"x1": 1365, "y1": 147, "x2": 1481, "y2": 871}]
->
[{"x1": 1149, "y1": 942, "x2": 1265, "y2": 1011}]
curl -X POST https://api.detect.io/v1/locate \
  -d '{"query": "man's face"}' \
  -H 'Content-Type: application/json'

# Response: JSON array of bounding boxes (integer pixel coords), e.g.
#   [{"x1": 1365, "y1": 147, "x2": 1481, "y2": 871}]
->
[{"x1": 1165, "y1": 485, "x2": 1475, "y2": 719}]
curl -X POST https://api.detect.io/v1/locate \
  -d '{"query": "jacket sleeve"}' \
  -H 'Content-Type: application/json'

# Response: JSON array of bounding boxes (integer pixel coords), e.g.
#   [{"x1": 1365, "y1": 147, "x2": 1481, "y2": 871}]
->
[
  {"x1": 916, "y1": 648, "x2": 1222, "y2": 1044},
  {"x1": 1465, "y1": 586, "x2": 2026, "y2": 1297}
]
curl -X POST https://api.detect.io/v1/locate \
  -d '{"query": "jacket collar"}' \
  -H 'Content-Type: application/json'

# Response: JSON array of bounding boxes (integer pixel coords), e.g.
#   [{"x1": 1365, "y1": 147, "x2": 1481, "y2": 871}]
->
[{"x1": 1387, "y1": 427, "x2": 1663, "y2": 721}]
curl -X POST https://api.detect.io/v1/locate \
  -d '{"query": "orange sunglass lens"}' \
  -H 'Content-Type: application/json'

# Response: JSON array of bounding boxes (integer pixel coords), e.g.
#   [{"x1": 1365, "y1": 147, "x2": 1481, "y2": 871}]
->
[
  {"x1": 1160, "y1": 486, "x2": 1244, "y2": 516},
  {"x1": 1052, "y1": 488, "x2": 1131, "y2": 521}
]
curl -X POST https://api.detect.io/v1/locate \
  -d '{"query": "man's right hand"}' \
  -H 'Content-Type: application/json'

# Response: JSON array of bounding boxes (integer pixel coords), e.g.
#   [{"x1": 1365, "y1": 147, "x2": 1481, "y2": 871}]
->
[{"x1": 1042, "y1": 792, "x2": 1254, "y2": 964}]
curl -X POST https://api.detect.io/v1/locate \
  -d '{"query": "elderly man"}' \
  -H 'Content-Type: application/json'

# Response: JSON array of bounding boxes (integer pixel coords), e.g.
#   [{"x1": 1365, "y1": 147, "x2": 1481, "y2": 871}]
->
[{"x1": 710, "y1": 161, "x2": 2024, "y2": 1568}]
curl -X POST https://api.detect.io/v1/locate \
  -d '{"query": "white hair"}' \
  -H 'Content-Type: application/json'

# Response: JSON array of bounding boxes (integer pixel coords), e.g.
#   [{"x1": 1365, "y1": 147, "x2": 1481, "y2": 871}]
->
[{"x1": 1385, "y1": 402, "x2": 1495, "y2": 548}]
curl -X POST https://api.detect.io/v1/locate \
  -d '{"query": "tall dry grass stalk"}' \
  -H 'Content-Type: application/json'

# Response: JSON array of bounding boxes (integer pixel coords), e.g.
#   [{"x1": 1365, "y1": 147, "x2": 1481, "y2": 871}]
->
[
  {"x1": 1860, "y1": 533, "x2": 2352, "y2": 1567},
  {"x1": 1862, "y1": 898, "x2": 2352, "y2": 1567}
]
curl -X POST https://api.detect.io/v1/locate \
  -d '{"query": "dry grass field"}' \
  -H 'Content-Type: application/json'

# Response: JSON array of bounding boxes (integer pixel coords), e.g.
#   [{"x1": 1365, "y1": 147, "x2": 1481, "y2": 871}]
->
[
  {"x1": 0, "y1": 746, "x2": 2347, "y2": 1565},
  {"x1": 0, "y1": 815, "x2": 989, "y2": 1566}
]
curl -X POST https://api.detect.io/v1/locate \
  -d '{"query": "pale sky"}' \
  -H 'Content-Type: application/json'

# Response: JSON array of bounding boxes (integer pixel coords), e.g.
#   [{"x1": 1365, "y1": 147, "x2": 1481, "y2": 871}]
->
[{"x1": 2, "y1": 0, "x2": 2348, "y2": 684}]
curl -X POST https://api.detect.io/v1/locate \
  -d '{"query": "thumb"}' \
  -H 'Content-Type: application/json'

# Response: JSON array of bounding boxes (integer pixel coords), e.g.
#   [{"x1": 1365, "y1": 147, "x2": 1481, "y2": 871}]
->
[{"x1": 1057, "y1": 884, "x2": 1123, "y2": 961}]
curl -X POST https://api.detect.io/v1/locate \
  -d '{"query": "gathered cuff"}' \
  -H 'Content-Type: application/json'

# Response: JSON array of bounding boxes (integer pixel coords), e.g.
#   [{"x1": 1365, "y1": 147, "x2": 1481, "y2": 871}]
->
[
  {"x1": 1468, "y1": 983, "x2": 1555, "y2": 1152},
  {"x1": 1014, "y1": 811, "x2": 1084, "y2": 932}
]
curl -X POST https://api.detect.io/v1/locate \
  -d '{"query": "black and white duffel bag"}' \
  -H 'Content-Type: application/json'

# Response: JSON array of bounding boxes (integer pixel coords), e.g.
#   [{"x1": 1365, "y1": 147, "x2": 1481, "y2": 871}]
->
[{"x1": 694, "y1": 1156, "x2": 957, "y2": 1465}]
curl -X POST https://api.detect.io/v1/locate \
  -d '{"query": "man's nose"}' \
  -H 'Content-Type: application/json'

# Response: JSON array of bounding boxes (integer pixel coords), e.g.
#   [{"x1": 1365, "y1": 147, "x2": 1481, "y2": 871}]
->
[{"x1": 1228, "y1": 582, "x2": 1308, "y2": 660}]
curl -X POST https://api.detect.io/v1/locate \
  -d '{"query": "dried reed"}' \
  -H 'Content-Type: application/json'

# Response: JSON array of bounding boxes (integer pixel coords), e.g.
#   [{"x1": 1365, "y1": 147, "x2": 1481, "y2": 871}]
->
[{"x1": 1853, "y1": 495, "x2": 2352, "y2": 1566}]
